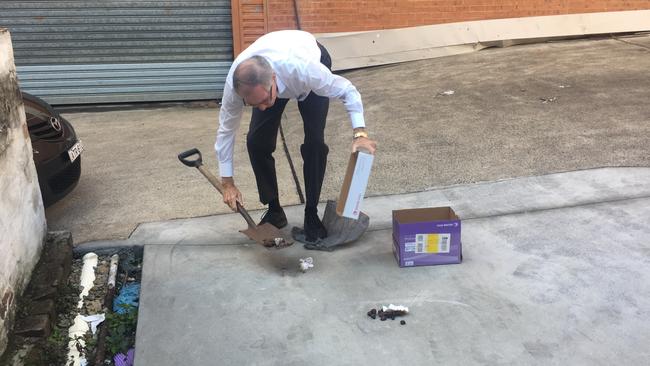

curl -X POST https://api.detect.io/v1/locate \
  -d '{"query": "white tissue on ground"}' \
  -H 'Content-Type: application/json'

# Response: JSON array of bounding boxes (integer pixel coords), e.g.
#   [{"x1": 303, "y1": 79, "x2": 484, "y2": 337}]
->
[
  {"x1": 299, "y1": 257, "x2": 314, "y2": 272},
  {"x1": 382, "y1": 304, "x2": 409, "y2": 313},
  {"x1": 81, "y1": 313, "x2": 105, "y2": 334}
]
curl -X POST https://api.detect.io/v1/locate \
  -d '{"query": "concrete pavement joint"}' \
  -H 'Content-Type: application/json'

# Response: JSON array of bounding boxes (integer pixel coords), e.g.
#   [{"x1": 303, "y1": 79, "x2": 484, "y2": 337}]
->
[
  {"x1": 456, "y1": 194, "x2": 650, "y2": 222},
  {"x1": 77, "y1": 167, "x2": 650, "y2": 249},
  {"x1": 371, "y1": 165, "x2": 650, "y2": 200},
  {"x1": 611, "y1": 35, "x2": 650, "y2": 50},
  {"x1": 77, "y1": 191, "x2": 647, "y2": 252},
  {"x1": 362, "y1": 193, "x2": 650, "y2": 233}
]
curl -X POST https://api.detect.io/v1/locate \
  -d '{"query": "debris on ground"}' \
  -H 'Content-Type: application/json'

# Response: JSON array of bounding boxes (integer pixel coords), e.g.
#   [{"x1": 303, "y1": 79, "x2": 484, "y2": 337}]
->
[
  {"x1": 438, "y1": 90, "x2": 455, "y2": 96},
  {"x1": 104, "y1": 266, "x2": 140, "y2": 364},
  {"x1": 400, "y1": 320, "x2": 406, "y2": 325},
  {"x1": 80, "y1": 313, "x2": 105, "y2": 334},
  {"x1": 540, "y1": 96, "x2": 558, "y2": 103},
  {"x1": 113, "y1": 283, "x2": 141, "y2": 314},
  {"x1": 262, "y1": 237, "x2": 291, "y2": 248},
  {"x1": 367, "y1": 304, "x2": 409, "y2": 322},
  {"x1": 299, "y1": 257, "x2": 314, "y2": 272},
  {"x1": 383, "y1": 304, "x2": 409, "y2": 313},
  {"x1": 114, "y1": 348, "x2": 135, "y2": 366}
]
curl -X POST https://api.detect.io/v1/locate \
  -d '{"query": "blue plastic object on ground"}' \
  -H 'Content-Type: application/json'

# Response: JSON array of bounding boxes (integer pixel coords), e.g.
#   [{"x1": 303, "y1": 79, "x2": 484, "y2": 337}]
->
[{"x1": 113, "y1": 283, "x2": 141, "y2": 314}]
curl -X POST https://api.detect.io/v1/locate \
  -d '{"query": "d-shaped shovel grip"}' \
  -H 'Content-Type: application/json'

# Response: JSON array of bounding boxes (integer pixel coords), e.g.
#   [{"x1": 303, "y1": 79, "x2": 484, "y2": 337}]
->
[
  {"x1": 177, "y1": 148, "x2": 256, "y2": 228},
  {"x1": 178, "y1": 148, "x2": 202, "y2": 167}
]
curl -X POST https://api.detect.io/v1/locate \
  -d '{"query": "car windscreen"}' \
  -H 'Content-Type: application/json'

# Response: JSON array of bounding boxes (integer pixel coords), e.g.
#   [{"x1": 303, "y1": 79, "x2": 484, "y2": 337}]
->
[{"x1": 24, "y1": 99, "x2": 52, "y2": 124}]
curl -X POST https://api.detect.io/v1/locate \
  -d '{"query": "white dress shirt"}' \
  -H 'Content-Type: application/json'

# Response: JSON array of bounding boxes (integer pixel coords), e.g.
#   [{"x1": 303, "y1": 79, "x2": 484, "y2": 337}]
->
[{"x1": 214, "y1": 30, "x2": 365, "y2": 178}]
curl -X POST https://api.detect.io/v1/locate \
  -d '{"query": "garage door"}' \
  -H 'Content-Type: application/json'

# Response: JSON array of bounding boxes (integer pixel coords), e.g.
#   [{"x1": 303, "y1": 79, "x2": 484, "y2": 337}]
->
[{"x1": 0, "y1": 0, "x2": 233, "y2": 105}]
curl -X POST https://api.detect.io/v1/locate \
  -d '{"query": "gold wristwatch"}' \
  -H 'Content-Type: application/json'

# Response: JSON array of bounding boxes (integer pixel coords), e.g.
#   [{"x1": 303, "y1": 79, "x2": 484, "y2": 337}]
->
[{"x1": 353, "y1": 130, "x2": 368, "y2": 140}]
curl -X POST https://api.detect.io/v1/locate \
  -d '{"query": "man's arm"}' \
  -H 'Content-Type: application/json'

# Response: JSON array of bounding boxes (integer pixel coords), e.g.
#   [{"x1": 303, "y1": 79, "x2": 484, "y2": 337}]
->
[
  {"x1": 303, "y1": 61, "x2": 365, "y2": 129},
  {"x1": 215, "y1": 82, "x2": 245, "y2": 209},
  {"x1": 215, "y1": 83, "x2": 244, "y2": 177},
  {"x1": 304, "y1": 62, "x2": 376, "y2": 154}
]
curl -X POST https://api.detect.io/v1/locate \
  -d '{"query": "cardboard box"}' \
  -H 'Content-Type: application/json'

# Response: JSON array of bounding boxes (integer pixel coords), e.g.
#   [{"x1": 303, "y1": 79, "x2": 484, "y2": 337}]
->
[
  {"x1": 392, "y1": 207, "x2": 462, "y2": 267},
  {"x1": 336, "y1": 151, "x2": 374, "y2": 219}
]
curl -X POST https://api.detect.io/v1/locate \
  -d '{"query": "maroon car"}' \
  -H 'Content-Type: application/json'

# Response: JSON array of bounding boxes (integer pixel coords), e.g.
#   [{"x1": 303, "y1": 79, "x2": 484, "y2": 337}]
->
[{"x1": 24, "y1": 92, "x2": 83, "y2": 207}]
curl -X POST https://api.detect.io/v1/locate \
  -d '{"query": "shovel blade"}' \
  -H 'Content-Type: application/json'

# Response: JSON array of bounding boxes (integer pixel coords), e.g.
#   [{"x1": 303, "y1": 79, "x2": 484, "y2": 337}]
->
[
  {"x1": 241, "y1": 223, "x2": 294, "y2": 249},
  {"x1": 290, "y1": 200, "x2": 370, "y2": 250}
]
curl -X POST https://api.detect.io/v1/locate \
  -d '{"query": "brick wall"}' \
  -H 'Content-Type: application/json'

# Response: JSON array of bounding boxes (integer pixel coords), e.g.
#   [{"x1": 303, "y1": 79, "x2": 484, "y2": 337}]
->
[{"x1": 267, "y1": 0, "x2": 650, "y2": 33}]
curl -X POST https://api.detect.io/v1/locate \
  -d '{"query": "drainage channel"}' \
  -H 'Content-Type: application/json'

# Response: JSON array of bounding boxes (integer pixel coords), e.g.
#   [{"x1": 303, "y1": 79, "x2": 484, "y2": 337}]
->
[{"x1": 1, "y1": 232, "x2": 143, "y2": 366}]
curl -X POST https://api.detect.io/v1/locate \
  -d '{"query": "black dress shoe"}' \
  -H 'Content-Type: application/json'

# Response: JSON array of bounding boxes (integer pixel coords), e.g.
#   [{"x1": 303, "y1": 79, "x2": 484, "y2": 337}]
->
[
  {"x1": 259, "y1": 208, "x2": 288, "y2": 229},
  {"x1": 304, "y1": 212, "x2": 327, "y2": 242}
]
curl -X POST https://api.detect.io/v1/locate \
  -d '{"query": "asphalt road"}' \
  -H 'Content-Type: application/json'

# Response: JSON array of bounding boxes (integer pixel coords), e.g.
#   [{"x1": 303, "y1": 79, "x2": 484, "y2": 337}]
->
[{"x1": 47, "y1": 34, "x2": 650, "y2": 244}]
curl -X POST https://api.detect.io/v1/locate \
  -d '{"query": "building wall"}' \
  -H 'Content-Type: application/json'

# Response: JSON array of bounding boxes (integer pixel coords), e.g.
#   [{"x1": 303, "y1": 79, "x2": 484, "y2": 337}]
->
[
  {"x1": 0, "y1": 28, "x2": 47, "y2": 356},
  {"x1": 232, "y1": 0, "x2": 650, "y2": 56},
  {"x1": 267, "y1": 0, "x2": 650, "y2": 33}
]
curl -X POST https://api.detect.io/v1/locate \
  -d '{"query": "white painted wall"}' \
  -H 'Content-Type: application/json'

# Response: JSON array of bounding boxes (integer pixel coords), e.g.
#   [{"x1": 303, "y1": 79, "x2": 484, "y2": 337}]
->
[
  {"x1": 0, "y1": 28, "x2": 47, "y2": 356},
  {"x1": 317, "y1": 10, "x2": 650, "y2": 70}
]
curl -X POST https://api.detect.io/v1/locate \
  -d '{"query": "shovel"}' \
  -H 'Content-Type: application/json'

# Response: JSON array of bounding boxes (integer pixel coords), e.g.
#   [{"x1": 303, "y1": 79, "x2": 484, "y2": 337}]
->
[
  {"x1": 291, "y1": 200, "x2": 369, "y2": 251},
  {"x1": 178, "y1": 148, "x2": 293, "y2": 249}
]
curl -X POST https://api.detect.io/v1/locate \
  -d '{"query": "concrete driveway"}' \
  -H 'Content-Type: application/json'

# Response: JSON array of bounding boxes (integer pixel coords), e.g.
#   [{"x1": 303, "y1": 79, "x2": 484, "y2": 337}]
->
[
  {"x1": 46, "y1": 34, "x2": 650, "y2": 244},
  {"x1": 133, "y1": 167, "x2": 650, "y2": 365}
]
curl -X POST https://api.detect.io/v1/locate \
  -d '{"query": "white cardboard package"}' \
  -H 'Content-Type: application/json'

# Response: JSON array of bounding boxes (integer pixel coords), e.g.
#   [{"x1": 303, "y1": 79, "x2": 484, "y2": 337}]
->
[{"x1": 336, "y1": 151, "x2": 374, "y2": 219}]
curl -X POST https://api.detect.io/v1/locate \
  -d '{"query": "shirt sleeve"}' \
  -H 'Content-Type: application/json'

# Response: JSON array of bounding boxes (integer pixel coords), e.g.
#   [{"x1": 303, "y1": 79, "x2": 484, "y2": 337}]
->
[
  {"x1": 214, "y1": 82, "x2": 244, "y2": 177},
  {"x1": 302, "y1": 60, "x2": 365, "y2": 129}
]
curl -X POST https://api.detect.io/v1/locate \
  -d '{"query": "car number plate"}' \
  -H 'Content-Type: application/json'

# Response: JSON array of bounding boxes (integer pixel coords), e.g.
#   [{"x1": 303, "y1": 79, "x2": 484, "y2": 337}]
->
[{"x1": 68, "y1": 140, "x2": 84, "y2": 162}]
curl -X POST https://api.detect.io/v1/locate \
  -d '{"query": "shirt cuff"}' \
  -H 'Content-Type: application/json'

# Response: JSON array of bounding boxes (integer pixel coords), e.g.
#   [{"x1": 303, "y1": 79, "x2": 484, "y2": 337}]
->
[
  {"x1": 218, "y1": 161, "x2": 233, "y2": 178},
  {"x1": 349, "y1": 112, "x2": 365, "y2": 129}
]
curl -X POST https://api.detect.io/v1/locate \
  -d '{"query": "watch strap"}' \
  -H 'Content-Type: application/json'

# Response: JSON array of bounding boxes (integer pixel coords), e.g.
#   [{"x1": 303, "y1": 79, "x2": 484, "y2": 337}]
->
[{"x1": 353, "y1": 131, "x2": 368, "y2": 139}]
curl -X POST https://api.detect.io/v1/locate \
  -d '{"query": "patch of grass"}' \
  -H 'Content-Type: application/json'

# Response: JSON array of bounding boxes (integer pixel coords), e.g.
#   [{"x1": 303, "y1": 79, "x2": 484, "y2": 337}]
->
[{"x1": 106, "y1": 304, "x2": 138, "y2": 356}]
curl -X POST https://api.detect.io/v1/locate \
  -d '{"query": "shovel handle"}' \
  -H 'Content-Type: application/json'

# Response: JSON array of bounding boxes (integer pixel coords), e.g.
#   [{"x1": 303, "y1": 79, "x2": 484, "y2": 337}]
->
[
  {"x1": 178, "y1": 148, "x2": 257, "y2": 228},
  {"x1": 197, "y1": 164, "x2": 256, "y2": 228},
  {"x1": 236, "y1": 204, "x2": 258, "y2": 229}
]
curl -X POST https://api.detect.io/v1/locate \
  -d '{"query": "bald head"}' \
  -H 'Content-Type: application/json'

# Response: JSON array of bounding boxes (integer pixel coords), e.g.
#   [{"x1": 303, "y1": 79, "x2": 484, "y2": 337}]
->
[{"x1": 233, "y1": 55, "x2": 273, "y2": 93}]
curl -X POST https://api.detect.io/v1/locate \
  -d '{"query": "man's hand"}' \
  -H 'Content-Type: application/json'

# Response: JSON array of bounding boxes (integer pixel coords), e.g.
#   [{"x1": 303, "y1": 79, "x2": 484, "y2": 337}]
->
[
  {"x1": 221, "y1": 177, "x2": 243, "y2": 211},
  {"x1": 352, "y1": 136, "x2": 377, "y2": 155}
]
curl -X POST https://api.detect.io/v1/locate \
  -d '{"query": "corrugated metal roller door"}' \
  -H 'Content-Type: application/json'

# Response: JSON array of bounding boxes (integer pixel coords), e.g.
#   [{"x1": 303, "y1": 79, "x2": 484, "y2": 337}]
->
[{"x1": 0, "y1": 0, "x2": 233, "y2": 105}]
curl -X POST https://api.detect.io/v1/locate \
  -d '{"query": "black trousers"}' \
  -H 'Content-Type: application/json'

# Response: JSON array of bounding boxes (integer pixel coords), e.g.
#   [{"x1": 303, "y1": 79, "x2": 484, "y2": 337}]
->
[{"x1": 247, "y1": 43, "x2": 332, "y2": 213}]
